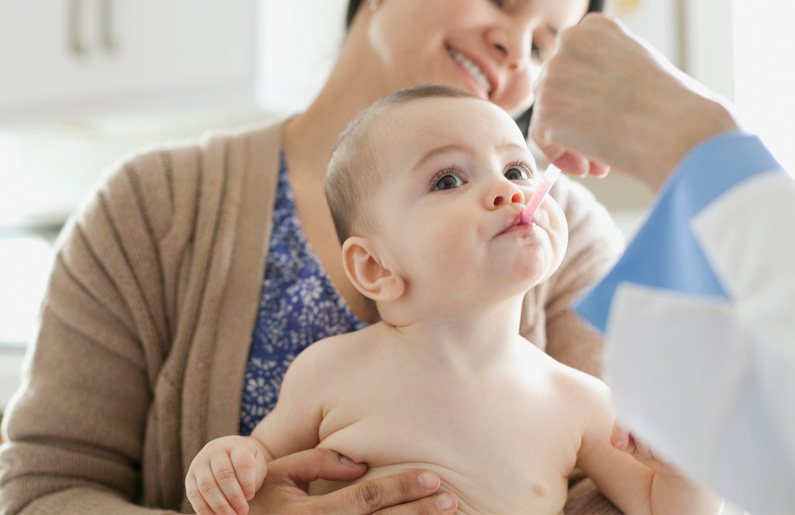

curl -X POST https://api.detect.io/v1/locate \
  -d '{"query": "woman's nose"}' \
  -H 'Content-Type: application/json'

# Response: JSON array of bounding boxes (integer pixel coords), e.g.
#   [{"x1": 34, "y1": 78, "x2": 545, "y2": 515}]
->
[
  {"x1": 488, "y1": 180, "x2": 525, "y2": 208},
  {"x1": 486, "y1": 22, "x2": 531, "y2": 71}
]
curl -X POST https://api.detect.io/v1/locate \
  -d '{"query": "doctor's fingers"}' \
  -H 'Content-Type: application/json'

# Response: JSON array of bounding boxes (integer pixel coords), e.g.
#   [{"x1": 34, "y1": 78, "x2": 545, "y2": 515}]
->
[
  {"x1": 530, "y1": 23, "x2": 620, "y2": 176},
  {"x1": 534, "y1": 14, "x2": 688, "y2": 179}
]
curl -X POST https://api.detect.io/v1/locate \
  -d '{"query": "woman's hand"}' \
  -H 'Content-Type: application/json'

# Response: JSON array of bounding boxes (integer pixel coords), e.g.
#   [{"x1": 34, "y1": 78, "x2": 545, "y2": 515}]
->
[
  {"x1": 247, "y1": 448, "x2": 458, "y2": 514},
  {"x1": 530, "y1": 14, "x2": 739, "y2": 191}
]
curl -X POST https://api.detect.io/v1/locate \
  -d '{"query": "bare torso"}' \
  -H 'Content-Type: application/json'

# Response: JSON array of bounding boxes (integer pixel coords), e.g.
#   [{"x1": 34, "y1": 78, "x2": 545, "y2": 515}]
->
[{"x1": 299, "y1": 324, "x2": 598, "y2": 515}]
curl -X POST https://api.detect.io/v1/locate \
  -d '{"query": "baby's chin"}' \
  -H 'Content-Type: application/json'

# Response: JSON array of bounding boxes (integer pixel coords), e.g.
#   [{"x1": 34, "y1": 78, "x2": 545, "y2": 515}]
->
[
  {"x1": 501, "y1": 271, "x2": 548, "y2": 298},
  {"x1": 512, "y1": 253, "x2": 562, "y2": 290}
]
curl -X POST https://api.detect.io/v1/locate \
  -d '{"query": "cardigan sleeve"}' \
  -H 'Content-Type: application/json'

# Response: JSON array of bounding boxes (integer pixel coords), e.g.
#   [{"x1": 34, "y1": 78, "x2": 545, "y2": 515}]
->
[{"x1": 0, "y1": 148, "x2": 186, "y2": 514}]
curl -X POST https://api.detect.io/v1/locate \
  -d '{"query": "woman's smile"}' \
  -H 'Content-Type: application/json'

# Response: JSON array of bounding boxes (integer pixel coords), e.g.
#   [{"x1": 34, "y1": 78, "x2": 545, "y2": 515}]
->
[{"x1": 446, "y1": 44, "x2": 496, "y2": 98}]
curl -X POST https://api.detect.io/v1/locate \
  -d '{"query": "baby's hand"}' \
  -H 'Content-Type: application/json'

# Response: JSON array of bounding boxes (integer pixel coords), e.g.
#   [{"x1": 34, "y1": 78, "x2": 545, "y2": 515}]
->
[
  {"x1": 185, "y1": 435, "x2": 268, "y2": 515},
  {"x1": 610, "y1": 421, "x2": 677, "y2": 475}
]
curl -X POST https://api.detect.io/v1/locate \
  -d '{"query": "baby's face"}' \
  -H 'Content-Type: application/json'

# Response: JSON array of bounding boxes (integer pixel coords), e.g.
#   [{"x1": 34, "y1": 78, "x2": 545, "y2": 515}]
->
[{"x1": 368, "y1": 97, "x2": 568, "y2": 307}]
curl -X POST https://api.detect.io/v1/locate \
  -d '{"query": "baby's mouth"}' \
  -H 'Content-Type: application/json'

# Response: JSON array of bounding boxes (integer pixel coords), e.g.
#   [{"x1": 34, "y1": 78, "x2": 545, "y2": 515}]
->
[{"x1": 498, "y1": 214, "x2": 536, "y2": 236}]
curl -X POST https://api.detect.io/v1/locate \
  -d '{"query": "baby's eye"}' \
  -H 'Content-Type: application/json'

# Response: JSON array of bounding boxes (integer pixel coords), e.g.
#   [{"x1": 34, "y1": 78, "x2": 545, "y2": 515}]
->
[
  {"x1": 505, "y1": 164, "x2": 531, "y2": 181},
  {"x1": 433, "y1": 174, "x2": 464, "y2": 191}
]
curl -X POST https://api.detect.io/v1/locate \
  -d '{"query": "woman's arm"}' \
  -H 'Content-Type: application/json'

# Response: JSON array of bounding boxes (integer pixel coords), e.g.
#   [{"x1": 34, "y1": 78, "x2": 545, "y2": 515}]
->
[{"x1": 0, "y1": 152, "x2": 180, "y2": 514}]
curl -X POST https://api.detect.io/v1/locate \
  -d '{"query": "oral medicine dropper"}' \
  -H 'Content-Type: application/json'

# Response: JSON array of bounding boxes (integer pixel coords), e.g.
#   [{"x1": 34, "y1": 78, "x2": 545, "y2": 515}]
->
[{"x1": 520, "y1": 163, "x2": 561, "y2": 225}]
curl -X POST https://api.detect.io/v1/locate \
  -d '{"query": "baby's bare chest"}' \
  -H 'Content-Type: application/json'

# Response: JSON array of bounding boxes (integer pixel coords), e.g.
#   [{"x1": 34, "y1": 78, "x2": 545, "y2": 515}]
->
[{"x1": 314, "y1": 373, "x2": 583, "y2": 514}]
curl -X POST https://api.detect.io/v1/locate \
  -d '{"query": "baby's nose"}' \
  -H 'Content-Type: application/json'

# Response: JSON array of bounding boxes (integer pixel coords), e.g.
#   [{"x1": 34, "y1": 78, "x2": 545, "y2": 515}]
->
[
  {"x1": 493, "y1": 191, "x2": 524, "y2": 206},
  {"x1": 491, "y1": 180, "x2": 525, "y2": 207}
]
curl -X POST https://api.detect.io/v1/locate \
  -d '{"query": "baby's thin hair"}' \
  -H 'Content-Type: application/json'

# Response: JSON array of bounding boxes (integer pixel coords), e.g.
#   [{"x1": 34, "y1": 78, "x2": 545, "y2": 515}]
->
[{"x1": 325, "y1": 84, "x2": 479, "y2": 245}]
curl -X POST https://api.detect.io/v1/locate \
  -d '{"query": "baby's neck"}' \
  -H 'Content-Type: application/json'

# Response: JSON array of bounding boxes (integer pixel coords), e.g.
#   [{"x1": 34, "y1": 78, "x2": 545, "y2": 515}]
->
[{"x1": 380, "y1": 297, "x2": 525, "y2": 371}]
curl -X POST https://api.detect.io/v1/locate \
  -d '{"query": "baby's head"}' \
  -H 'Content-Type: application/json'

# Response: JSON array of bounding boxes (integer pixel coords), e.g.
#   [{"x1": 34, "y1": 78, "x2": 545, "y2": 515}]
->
[
  {"x1": 325, "y1": 84, "x2": 568, "y2": 317},
  {"x1": 326, "y1": 85, "x2": 478, "y2": 244}
]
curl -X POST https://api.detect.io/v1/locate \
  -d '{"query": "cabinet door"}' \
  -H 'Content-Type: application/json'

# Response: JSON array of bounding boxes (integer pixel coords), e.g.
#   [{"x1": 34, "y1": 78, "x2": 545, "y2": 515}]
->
[{"x1": 0, "y1": 0, "x2": 257, "y2": 119}]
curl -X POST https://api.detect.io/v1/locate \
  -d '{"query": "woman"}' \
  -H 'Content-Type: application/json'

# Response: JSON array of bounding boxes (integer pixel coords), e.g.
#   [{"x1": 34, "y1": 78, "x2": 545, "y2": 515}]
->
[{"x1": 0, "y1": 1, "x2": 622, "y2": 513}]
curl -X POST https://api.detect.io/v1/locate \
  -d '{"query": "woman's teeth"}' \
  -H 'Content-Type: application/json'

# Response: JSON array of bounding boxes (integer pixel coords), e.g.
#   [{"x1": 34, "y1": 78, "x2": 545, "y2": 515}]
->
[{"x1": 448, "y1": 47, "x2": 492, "y2": 95}]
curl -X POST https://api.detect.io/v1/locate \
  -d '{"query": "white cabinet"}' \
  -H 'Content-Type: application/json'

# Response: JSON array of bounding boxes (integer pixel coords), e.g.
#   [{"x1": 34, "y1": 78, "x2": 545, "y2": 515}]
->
[{"x1": 0, "y1": 0, "x2": 258, "y2": 120}]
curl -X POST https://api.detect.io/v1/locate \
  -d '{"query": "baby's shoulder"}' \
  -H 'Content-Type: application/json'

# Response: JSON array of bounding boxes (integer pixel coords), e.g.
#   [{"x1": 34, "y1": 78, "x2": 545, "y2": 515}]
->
[
  {"x1": 289, "y1": 324, "x2": 382, "y2": 372},
  {"x1": 511, "y1": 340, "x2": 609, "y2": 402},
  {"x1": 280, "y1": 325, "x2": 386, "y2": 405},
  {"x1": 541, "y1": 352, "x2": 610, "y2": 406}
]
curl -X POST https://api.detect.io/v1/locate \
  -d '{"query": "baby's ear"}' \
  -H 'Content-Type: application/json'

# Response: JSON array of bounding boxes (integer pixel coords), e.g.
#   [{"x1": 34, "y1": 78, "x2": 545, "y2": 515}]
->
[{"x1": 341, "y1": 236, "x2": 405, "y2": 302}]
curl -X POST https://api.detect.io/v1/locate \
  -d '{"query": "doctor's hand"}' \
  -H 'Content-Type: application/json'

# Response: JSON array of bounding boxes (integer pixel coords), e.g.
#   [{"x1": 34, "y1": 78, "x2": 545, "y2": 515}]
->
[
  {"x1": 246, "y1": 448, "x2": 458, "y2": 515},
  {"x1": 530, "y1": 14, "x2": 739, "y2": 192}
]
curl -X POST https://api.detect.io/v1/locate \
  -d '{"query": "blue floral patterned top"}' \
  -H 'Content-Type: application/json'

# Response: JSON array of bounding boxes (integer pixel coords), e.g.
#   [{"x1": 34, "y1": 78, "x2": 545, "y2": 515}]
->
[{"x1": 239, "y1": 152, "x2": 368, "y2": 436}]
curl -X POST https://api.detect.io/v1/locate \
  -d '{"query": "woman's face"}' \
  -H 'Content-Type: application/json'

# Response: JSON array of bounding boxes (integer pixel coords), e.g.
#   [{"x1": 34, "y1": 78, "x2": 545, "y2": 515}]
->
[{"x1": 365, "y1": 0, "x2": 589, "y2": 116}]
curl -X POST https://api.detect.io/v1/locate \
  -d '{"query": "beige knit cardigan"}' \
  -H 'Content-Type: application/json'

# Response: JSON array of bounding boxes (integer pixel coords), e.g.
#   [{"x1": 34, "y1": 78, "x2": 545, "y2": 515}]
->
[{"x1": 0, "y1": 120, "x2": 623, "y2": 514}]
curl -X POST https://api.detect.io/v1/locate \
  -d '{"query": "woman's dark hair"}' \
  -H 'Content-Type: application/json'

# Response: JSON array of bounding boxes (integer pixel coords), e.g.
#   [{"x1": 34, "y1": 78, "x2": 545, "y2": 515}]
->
[
  {"x1": 346, "y1": 0, "x2": 604, "y2": 27},
  {"x1": 344, "y1": 0, "x2": 605, "y2": 137}
]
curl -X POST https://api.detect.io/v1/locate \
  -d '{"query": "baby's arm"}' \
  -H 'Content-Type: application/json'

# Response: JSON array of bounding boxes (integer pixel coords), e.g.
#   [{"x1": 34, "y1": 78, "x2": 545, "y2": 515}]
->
[
  {"x1": 575, "y1": 377, "x2": 722, "y2": 514},
  {"x1": 186, "y1": 342, "x2": 334, "y2": 515}
]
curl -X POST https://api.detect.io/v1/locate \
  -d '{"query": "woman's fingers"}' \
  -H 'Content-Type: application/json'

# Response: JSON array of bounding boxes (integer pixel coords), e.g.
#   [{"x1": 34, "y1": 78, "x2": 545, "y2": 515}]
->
[
  {"x1": 249, "y1": 448, "x2": 457, "y2": 514},
  {"x1": 376, "y1": 492, "x2": 458, "y2": 514},
  {"x1": 320, "y1": 470, "x2": 455, "y2": 514},
  {"x1": 265, "y1": 448, "x2": 369, "y2": 486}
]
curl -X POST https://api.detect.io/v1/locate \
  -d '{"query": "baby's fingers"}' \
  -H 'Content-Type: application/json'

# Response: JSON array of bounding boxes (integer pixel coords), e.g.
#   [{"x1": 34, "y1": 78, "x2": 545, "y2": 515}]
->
[
  {"x1": 185, "y1": 471, "x2": 214, "y2": 515},
  {"x1": 210, "y1": 452, "x2": 251, "y2": 515},
  {"x1": 230, "y1": 446, "x2": 266, "y2": 501},
  {"x1": 187, "y1": 465, "x2": 237, "y2": 515}
]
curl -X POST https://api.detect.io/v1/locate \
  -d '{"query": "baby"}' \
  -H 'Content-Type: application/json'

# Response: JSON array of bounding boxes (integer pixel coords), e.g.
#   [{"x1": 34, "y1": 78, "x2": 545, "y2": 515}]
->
[{"x1": 186, "y1": 85, "x2": 720, "y2": 514}]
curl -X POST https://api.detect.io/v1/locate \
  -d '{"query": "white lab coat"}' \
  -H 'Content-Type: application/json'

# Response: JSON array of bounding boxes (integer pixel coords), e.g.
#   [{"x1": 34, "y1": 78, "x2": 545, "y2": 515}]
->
[{"x1": 575, "y1": 132, "x2": 795, "y2": 514}]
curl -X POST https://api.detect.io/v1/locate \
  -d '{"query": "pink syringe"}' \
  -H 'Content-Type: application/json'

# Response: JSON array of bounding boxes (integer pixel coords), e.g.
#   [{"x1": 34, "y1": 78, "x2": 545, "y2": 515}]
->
[{"x1": 519, "y1": 164, "x2": 561, "y2": 225}]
